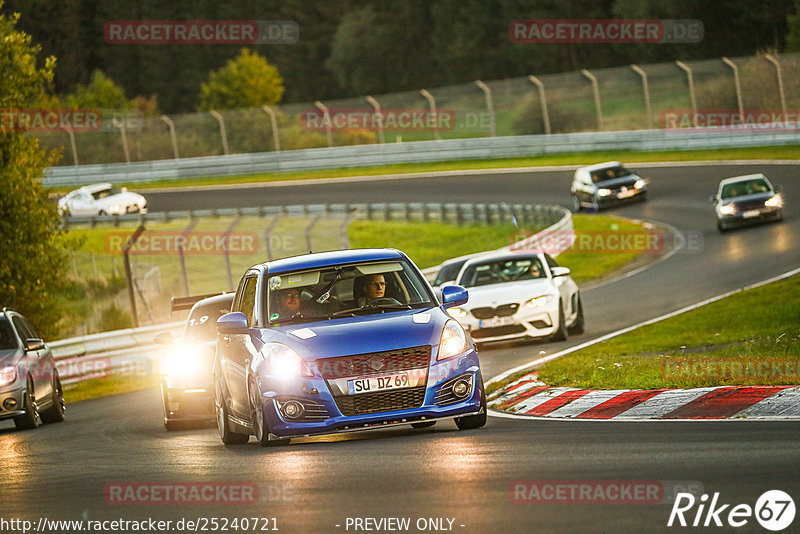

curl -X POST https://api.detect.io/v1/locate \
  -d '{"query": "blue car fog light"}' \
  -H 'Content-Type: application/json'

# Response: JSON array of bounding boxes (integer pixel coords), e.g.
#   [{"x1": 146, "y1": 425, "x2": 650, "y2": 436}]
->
[
  {"x1": 452, "y1": 379, "x2": 470, "y2": 399},
  {"x1": 278, "y1": 400, "x2": 305, "y2": 419}
]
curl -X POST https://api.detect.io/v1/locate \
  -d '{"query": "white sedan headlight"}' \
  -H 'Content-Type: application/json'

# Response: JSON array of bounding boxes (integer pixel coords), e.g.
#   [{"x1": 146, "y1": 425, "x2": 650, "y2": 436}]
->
[
  {"x1": 447, "y1": 307, "x2": 467, "y2": 319},
  {"x1": 0, "y1": 366, "x2": 17, "y2": 388},
  {"x1": 524, "y1": 295, "x2": 550, "y2": 308},
  {"x1": 437, "y1": 320, "x2": 468, "y2": 361},
  {"x1": 719, "y1": 204, "x2": 736, "y2": 215},
  {"x1": 634, "y1": 179, "x2": 646, "y2": 189},
  {"x1": 765, "y1": 195, "x2": 782, "y2": 207}
]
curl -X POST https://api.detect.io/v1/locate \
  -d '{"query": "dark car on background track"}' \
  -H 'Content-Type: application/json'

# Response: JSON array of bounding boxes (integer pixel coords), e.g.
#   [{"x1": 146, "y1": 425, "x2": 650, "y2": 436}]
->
[
  {"x1": 0, "y1": 309, "x2": 65, "y2": 430},
  {"x1": 570, "y1": 161, "x2": 648, "y2": 212},
  {"x1": 712, "y1": 173, "x2": 784, "y2": 232},
  {"x1": 213, "y1": 248, "x2": 486, "y2": 446},
  {"x1": 155, "y1": 293, "x2": 234, "y2": 430}
]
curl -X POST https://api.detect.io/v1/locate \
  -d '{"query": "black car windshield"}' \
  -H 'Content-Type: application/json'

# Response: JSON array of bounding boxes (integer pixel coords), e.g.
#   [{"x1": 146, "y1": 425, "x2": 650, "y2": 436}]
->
[
  {"x1": 434, "y1": 260, "x2": 467, "y2": 286},
  {"x1": 459, "y1": 257, "x2": 546, "y2": 288},
  {"x1": 265, "y1": 260, "x2": 434, "y2": 324},
  {"x1": 591, "y1": 166, "x2": 632, "y2": 183},
  {"x1": 721, "y1": 178, "x2": 771, "y2": 199},
  {"x1": 183, "y1": 301, "x2": 232, "y2": 341},
  {"x1": 0, "y1": 317, "x2": 18, "y2": 350}
]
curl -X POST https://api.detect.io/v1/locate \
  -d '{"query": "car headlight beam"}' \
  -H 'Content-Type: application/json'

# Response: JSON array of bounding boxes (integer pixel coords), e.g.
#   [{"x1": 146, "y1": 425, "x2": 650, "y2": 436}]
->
[
  {"x1": 597, "y1": 188, "x2": 612, "y2": 197},
  {"x1": 437, "y1": 320, "x2": 468, "y2": 361},
  {"x1": 719, "y1": 204, "x2": 736, "y2": 215},
  {"x1": 765, "y1": 195, "x2": 782, "y2": 207},
  {"x1": 524, "y1": 295, "x2": 549, "y2": 308},
  {"x1": 265, "y1": 344, "x2": 312, "y2": 378},
  {"x1": 161, "y1": 346, "x2": 201, "y2": 379},
  {"x1": 634, "y1": 179, "x2": 646, "y2": 189}
]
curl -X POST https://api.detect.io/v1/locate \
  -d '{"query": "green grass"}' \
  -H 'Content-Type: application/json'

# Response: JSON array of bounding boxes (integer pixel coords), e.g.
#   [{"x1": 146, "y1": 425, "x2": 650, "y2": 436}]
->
[
  {"x1": 46, "y1": 145, "x2": 800, "y2": 195},
  {"x1": 64, "y1": 373, "x2": 160, "y2": 404},
  {"x1": 538, "y1": 275, "x2": 800, "y2": 389}
]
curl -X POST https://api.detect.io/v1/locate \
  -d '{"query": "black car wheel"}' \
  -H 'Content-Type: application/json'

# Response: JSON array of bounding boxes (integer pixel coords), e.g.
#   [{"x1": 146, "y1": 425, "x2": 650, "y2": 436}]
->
[
  {"x1": 249, "y1": 378, "x2": 288, "y2": 447},
  {"x1": 40, "y1": 372, "x2": 66, "y2": 424},
  {"x1": 568, "y1": 295, "x2": 585, "y2": 335},
  {"x1": 14, "y1": 378, "x2": 42, "y2": 430},
  {"x1": 455, "y1": 378, "x2": 487, "y2": 430},
  {"x1": 550, "y1": 302, "x2": 568, "y2": 342},
  {"x1": 215, "y1": 379, "x2": 248, "y2": 445},
  {"x1": 571, "y1": 195, "x2": 582, "y2": 213}
]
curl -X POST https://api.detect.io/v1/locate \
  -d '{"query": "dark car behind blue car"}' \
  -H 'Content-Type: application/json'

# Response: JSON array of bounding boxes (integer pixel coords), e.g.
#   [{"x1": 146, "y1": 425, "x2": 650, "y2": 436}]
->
[{"x1": 213, "y1": 248, "x2": 486, "y2": 446}]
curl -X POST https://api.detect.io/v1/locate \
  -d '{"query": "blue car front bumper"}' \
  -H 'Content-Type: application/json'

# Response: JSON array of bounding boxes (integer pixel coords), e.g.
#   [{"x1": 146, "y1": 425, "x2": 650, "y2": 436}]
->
[{"x1": 256, "y1": 348, "x2": 483, "y2": 439}]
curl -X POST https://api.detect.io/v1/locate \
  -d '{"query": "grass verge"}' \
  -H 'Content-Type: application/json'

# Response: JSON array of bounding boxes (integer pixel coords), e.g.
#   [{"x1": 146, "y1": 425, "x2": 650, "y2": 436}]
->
[
  {"x1": 46, "y1": 145, "x2": 800, "y2": 194},
  {"x1": 64, "y1": 373, "x2": 160, "y2": 404},
  {"x1": 537, "y1": 275, "x2": 800, "y2": 390}
]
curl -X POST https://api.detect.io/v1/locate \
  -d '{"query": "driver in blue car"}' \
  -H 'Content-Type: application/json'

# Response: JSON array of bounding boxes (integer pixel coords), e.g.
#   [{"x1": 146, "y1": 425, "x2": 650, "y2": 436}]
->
[
  {"x1": 363, "y1": 274, "x2": 386, "y2": 304},
  {"x1": 278, "y1": 288, "x2": 302, "y2": 318}
]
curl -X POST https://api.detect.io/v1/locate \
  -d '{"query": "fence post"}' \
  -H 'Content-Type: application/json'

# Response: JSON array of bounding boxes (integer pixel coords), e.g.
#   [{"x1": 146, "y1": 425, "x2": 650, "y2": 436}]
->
[
  {"x1": 419, "y1": 89, "x2": 441, "y2": 141},
  {"x1": 721, "y1": 57, "x2": 744, "y2": 123},
  {"x1": 160, "y1": 115, "x2": 179, "y2": 159},
  {"x1": 223, "y1": 217, "x2": 241, "y2": 292},
  {"x1": 62, "y1": 126, "x2": 79, "y2": 165},
  {"x1": 122, "y1": 225, "x2": 145, "y2": 328},
  {"x1": 675, "y1": 61, "x2": 698, "y2": 124},
  {"x1": 315, "y1": 101, "x2": 334, "y2": 147},
  {"x1": 365, "y1": 95, "x2": 385, "y2": 144},
  {"x1": 764, "y1": 54, "x2": 788, "y2": 124},
  {"x1": 209, "y1": 110, "x2": 229, "y2": 155},
  {"x1": 474, "y1": 80, "x2": 497, "y2": 137},
  {"x1": 527, "y1": 75, "x2": 551, "y2": 135},
  {"x1": 111, "y1": 118, "x2": 131, "y2": 163},
  {"x1": 581, "y1": 69, "x2": 604, "y2": 131},
  {"x1": 630, "y1": 65, "x2": 654, "y2": 129},
  {"x1": 261, "y1": 105, "x2": 281, "y2": 152},
  {"x1": 263, "y1": 215, "x2": 283, "y2": 261},
  {"x1": 178, "y1": 219, "x2": 199, "y2": 296},
  {"x1": 305, "y1": 214, "x2": 321, "y2": 253}
]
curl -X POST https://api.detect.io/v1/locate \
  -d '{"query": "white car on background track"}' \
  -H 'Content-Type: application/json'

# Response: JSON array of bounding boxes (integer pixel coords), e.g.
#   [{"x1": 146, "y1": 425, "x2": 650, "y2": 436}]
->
[
  {"x1": 58, "y1": 183, "x2": 148, "y2": 217},
  {"x1": 444, "y1": 251, "x2": 584, "y2": 343}
]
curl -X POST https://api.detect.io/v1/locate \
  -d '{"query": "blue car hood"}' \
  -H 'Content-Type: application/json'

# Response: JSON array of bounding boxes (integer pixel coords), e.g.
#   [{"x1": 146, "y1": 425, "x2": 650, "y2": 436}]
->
[{"x1": 264, "y1": 308, "x2": 448, "y2": 360}]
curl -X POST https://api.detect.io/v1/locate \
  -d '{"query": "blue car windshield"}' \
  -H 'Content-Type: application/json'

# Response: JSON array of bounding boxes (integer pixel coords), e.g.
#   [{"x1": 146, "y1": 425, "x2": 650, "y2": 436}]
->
[{"x1": 266, "y1": 260, "x2": 435, "y2": 324}]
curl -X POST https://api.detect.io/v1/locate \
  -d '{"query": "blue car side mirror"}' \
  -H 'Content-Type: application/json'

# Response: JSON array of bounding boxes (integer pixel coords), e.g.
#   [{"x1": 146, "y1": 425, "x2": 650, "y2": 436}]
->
[
  {"x1": 441, "y1": 285, "x2": 468, "y2": 308},
  {"x1": 217, "y1": 312, "x2": 249, "y2": 335}
]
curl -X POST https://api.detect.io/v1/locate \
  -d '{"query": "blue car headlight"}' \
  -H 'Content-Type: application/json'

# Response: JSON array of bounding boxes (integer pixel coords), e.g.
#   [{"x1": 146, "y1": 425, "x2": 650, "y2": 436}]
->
[
  {"x1": 264, "y1": 343, "x2": 313, "y2": 378},
  {"x1": 437, "y1": 320, "x2": 468, "y2": 361}
]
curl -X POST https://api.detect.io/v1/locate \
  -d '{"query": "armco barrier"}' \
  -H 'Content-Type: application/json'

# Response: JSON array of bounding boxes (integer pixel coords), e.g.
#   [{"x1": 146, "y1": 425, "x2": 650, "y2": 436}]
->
[
  {"x1": 43, "y1": 128, "x2": 800, "y2": 188},
  {"x1": 51, "y1": 321, "x2": 183, "y2": 385}
]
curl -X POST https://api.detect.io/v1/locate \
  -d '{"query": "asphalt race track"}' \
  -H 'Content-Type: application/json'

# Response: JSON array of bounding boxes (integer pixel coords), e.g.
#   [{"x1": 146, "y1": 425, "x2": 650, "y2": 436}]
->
[{"x1": 3, "y1": 161, "x2": 800, "y2": 533}]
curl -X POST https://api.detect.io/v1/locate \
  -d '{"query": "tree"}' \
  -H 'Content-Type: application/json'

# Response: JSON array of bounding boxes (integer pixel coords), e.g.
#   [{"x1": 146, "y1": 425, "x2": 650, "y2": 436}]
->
[
  {"x1": 199, "y1": 48, "x2": 284, "y2": 111},
  {"x1": 63, "y1": 70, "x2": 131, "y2": 109},
  {"x1": 0, "y1": 6, "x2": 74, "y2": 338}
]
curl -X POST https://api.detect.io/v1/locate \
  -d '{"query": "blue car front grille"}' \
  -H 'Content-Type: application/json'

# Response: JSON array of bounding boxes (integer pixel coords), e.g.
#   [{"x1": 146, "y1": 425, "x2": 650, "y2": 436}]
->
[{"x1": 334, "y1": 386, "x2": 426, "y2": 416}]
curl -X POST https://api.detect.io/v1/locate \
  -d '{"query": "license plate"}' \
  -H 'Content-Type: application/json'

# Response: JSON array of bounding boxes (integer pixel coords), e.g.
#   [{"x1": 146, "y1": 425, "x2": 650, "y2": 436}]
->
[
  {"x1": 347, "y1": 373, "x2": 410, "y2": 394},
  {"x1": 618, "y1": 189, "x2": 635, "y2": 199},
  {"x1": 742, "y1": 210, "x2": 760, "y2": 218},
  {"x1": 479, "y1": 316, "x2": 516, "y2": 328}
]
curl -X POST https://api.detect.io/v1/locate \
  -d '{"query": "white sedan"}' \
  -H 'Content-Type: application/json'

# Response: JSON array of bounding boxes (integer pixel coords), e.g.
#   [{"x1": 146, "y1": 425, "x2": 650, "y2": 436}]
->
[
  {"x1": 58, "y1": 183, "x2": 148, "y2": 217},
  {"x1": 444, "y1": 252, "x2": 584, "y2": 343}
]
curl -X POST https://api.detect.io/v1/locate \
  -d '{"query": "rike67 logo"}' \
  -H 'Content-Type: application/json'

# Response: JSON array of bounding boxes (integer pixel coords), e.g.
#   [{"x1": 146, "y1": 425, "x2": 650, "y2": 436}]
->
[{"x1": 668, "y1": 490, "x2": 795, "y2": 531}]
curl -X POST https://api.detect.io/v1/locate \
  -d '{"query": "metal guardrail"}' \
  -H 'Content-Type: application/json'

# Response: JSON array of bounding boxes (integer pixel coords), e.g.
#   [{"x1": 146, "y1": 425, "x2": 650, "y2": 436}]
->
[
  {"x1": 51, "y1": 321, "x2": 183, "y2": 385},
  {"x1": 52, "y1": 203, "x2": 570, "y2": 385},
  {"x1": 43, "y1": 129, "x2": 800, "y2": 188}
]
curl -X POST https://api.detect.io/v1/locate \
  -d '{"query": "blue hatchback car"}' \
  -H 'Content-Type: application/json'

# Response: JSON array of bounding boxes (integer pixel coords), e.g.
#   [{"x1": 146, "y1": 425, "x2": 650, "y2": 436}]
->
[{"x1": 213, "y1": 248, "x2": 486, "y2": 446}]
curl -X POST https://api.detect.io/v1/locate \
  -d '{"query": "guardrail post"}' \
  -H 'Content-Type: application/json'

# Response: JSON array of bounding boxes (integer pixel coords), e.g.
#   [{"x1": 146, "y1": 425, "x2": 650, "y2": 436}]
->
[
  {"x1": 764, "y1": 54, "x2": 788, "y2": 124},
  {"x1": 111, "y1": 118, "x2": 131, "y2": 163},
  {"x1": 474, "y1": 80, "x2": 497, "y2": 137},
  {"x1": 384, "y1": 204, "x2": 391, "y2": 221},
  {"x1": 631, "y1": 65, "x2": 654, "y2": 129},
  {"x1": 721, "y1": 57, "x2": 744, "y2": 123},
  {"x1": 581, "y1": 69, "x2": 604, "y2": 131},
  {"x1": 675, "y1": 61, "x2": 698, "y2": 123},
  {"x1": 365, "y1": 95, "x2": 385, "y2": 144},
  {"x1": 315, "y1": 100, "x2": 334, "y2": 147},
  {"x1": 527, "y1": 75, "x2": 551, "y2": 135},
  {"x1": 261, "y1": 105, "x2": 281, "y2": 152},
  {"x1": 419, "y1": 89, "x2": 441, "y2": 141},
  {"x1": 160, "y1": 115, "x2": 179, "y2": 159},
  {"x1": 209, "y1": 110, "x2": 230, "y2": 155}
]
